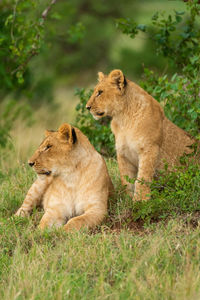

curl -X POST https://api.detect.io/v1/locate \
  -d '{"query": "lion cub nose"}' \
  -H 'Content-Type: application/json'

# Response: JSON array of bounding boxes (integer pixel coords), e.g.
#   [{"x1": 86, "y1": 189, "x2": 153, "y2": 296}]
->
[
  {"x1": 86, "y1": 106, "x2": 91, "y2": 111},
  {"x1": 28, "y1": 162, "x2": 35, "y2": 167}
]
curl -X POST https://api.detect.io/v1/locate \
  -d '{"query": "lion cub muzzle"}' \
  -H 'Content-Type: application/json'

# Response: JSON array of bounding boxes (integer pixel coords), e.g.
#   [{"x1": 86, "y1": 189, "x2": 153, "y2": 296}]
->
[{"x1": 28, "y1": 161, "x2": 35, "y2": 167}]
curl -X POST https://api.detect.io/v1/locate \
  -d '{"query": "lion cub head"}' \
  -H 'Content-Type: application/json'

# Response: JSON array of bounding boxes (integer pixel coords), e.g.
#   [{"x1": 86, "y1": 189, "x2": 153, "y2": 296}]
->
[
  {"x1": 86, "y1": 69, "x2": 127, "y2": 120},
  {"x1": 28, "y1": 123, "x2": 77, "y2": 176}
]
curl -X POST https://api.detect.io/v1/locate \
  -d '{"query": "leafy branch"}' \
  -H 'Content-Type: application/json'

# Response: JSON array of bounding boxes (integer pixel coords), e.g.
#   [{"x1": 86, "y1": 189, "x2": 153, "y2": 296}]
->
[{"x1": 10, "y1": 0, "x2": 58, "y2": 78}]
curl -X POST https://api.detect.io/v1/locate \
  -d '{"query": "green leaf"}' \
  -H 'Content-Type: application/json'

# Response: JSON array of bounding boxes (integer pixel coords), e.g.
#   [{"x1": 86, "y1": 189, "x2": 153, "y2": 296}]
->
[{"x1": 136, "y1": 24, "x2": 146, "y2": 32}]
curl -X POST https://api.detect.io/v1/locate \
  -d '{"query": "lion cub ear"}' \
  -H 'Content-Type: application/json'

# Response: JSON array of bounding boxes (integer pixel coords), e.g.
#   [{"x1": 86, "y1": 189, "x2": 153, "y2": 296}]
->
[
  {"x1": 98, "y1": 72, "x2": 105, "y2": 82},
  {"x1": 109, "y1": 69, "x2": 127, "y2": 91},
  {"x1": 45, "y1": 130, "x2": 55, "y2": 137},
  {"x1": 58, "y1": 123, "x2": 77, "y2": 144}
]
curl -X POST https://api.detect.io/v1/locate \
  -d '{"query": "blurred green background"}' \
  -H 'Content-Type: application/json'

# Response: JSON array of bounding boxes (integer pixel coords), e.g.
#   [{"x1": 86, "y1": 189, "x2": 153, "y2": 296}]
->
[
  {"x1": 1, "y1": 0, "x2": 187, "y2": 102},
  {"x1": 0, "y1": 0, "x2": 199, "y2": 159}
]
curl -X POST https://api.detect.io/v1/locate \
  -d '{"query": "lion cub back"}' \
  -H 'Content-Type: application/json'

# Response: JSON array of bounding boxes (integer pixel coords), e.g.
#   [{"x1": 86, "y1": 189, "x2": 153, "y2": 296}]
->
[{"x1": 159, "y1": 117, "x2": 195, "y2": 169}]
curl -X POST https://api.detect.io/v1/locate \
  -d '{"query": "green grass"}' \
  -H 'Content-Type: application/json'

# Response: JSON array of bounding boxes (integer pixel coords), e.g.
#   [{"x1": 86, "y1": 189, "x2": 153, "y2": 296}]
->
[
  {"x1": 1, "y1": 147, "x2": 200, "y2": 300},
  {"x1": 1, "y1": 220, "x2": 200, "y2": 300}
]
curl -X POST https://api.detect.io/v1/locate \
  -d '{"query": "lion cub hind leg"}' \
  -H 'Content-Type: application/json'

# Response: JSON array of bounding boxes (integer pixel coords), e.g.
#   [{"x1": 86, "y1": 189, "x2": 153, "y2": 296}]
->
[
  {"x1": 39, "y1": 209, "x2": 66, "y2": 230},
  {"x1": 64, "y1": 206, "x2": 106, "y2": 232}
]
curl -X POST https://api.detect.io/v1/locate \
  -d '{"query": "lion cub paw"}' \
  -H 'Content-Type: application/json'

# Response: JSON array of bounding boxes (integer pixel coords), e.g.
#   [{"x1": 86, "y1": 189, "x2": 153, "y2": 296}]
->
[
  {"x1": 64, "y1": 217, "x2": 88, "y2": 232},
  {"x1": 133, "y1": 187, "x2": 151, "y2": 201},
  {"x1": 15, "y1": 208, "x2": 30, "y2": 217}
]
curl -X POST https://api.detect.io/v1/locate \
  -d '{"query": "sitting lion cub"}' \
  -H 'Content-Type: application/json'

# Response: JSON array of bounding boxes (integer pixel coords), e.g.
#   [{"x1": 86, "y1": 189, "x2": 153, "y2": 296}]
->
[
  {"x1": 15, "y1": 123, "x2": 113, "y2": 231},
  {"x1": 86, "y1": 69, "x2": 196, "y2": 201}
]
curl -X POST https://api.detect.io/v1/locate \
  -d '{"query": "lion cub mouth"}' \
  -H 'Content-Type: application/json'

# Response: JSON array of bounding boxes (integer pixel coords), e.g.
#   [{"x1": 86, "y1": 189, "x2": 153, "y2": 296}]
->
[
  {"x1": 92, "y1": 111, "x2": 105, "y2": 120},
  {"x1": 96, "y1": 112, "x2": 104, "y2": 117},
  {"x1": 38, "y1": 171, "x2": 51, "y2": 176}
]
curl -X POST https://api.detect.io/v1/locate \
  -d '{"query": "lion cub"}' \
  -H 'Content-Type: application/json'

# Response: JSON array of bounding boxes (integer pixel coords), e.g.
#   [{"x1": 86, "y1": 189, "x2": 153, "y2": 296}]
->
[
  {"x1": 15, "y1": 123, "x2": 113, "y2": 231},
  {"x1": 86, "y1": 69, "x2": 196, "y2": 201}
]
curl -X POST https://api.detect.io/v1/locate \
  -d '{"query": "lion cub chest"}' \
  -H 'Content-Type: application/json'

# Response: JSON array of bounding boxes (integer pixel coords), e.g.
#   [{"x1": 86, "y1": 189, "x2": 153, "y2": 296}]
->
[
  {"x1": 115, "y1": 129, "x2": 139, "y2": 166},
  {"x1": 43, "y1": 177, "x2": 84, "y2": 219}
]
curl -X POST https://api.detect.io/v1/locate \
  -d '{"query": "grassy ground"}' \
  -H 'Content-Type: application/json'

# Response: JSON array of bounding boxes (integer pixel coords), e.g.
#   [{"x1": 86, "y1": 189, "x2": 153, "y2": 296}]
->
[
  {"x1": 0, "y1": 106, "x2": 200, "y2": 299},
  {"x1": 1, "y1": 1, "x2": 199, "y2": 298}
]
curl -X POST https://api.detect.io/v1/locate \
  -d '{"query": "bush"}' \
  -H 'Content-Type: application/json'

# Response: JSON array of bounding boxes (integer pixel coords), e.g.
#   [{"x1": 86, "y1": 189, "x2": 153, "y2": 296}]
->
[
  {"x1": 140, "y1": 69, "x2": 200, "y2": 137},
  {"x1": 0, "y1": 0, "x2": 56, "y2": 148},
  {"x1": 0, "y1": 0, "x2": 46, "y2": 94},
  {"x1": 131, "y1": 160, "x2": 200, "y2": 223},
  {"x1": 105, "y1": 157, "x2": 200, "y2": 226}
]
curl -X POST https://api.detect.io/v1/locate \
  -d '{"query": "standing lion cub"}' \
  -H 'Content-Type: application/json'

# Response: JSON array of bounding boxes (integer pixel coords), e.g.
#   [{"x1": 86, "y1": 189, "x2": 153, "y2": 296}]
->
[
  {"x1": 86, "y1": 69, "x2": 196, "y2": 201},
  {"x1": 15, "y1": 123, "x2": 113, "y2": 231}
]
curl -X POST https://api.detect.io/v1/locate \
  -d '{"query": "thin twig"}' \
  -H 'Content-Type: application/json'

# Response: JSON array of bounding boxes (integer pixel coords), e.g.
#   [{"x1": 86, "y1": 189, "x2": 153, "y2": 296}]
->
[
  {"x1": 42, "y1": 0, "x2": 58, "y2": 20},
  {"x1": 11, "y1": 0, "x2": 20, "y2": 44}
]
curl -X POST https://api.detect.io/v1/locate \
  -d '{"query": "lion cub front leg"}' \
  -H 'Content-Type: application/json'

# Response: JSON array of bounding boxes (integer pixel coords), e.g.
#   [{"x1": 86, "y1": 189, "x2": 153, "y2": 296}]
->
[
  {"x1": 15, "y1": 175, "x2": 52, "y2": 217},
  {"x1": 117, "y1": 154, "x2": 138, "y2": 196},
  {"x1": 134, "y1": 146, "x2": 160, "y2": 201}
]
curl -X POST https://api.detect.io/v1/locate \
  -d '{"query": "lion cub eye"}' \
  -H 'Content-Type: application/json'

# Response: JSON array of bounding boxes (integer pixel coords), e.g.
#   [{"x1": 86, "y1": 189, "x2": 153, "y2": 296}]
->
[
  {"x1": 45, "y1": 144, "x2": 52, "y2": 150},
  {"x1": 96, "y1": 90, "x2": 103, "y2": 97}
]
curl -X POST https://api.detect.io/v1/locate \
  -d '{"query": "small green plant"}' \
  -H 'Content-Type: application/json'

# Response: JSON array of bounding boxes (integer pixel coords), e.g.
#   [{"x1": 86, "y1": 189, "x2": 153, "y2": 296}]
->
[{"x1": 123, "y1": 158, "x2": 200, "y2": 224}]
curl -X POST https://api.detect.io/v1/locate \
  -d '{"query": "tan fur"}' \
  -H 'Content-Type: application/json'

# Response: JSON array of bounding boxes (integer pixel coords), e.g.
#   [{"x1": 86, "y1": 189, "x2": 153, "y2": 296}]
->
[
  {"x1": 86, "y1": 69, "x2": 196, "y2": 201},
  {"x1": 15, "y1": 123, "x2": 113, "y2": 231}
]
